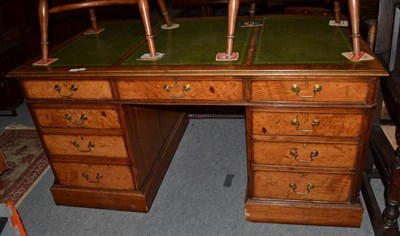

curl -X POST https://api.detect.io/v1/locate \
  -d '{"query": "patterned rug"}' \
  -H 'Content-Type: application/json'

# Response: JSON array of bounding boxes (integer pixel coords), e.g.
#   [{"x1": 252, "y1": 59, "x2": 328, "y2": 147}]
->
[{"x1": 0, "y1": 128, "x2": 49, "y2": 206}]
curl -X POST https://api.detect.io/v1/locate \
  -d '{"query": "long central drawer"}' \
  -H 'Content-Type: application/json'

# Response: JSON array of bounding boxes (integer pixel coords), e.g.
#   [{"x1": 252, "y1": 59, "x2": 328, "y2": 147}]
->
[{"x1": 116, "y1": 79, "x2": 244, "y2": 101}]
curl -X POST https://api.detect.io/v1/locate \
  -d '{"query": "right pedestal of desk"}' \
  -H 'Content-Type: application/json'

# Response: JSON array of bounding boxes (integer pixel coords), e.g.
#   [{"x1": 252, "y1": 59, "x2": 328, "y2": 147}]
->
[{"x1": 244, "y1": 76, "x2": 381, "y2": 227}]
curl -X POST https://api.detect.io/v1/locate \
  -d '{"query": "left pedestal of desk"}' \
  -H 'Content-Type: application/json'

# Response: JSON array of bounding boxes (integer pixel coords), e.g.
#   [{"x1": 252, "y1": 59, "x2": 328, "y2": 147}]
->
[{"x1": 20, "y1": 79, "x2": 188, "y2": 212}]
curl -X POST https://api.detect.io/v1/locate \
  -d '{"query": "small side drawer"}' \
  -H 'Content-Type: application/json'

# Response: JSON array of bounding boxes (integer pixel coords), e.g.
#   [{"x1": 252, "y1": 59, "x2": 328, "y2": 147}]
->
[
  {"x1": 52, "y1": 162, "x2": 135, "y2": 190},
  {"x1": 251, "y1": 80, "x2": 369, "y2": 103},
  {"x1": 22, "y1": 80, "x2": 113, "y2": 99},
  {"x1": 252, "y1": 109, "x2": 363, "y2": 137},
  {"x1": 253, "y1": 170, "x2": 352, "y2": 202},
  {"x1": 42, "y1": 134, "x2": 128, "y2": 158},
  {"x1": 253, "y1": 141, "x2": 358, "y2": 168},
  {"x1": 33, "y1": 106, "x2": 121, "y2": 129},
  {"x1": 117, "y1": 79, "x2": 244, "y2": 101}
]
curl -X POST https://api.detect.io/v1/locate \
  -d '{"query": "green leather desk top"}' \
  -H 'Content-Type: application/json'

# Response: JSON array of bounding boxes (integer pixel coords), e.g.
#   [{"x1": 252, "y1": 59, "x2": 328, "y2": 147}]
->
[
  {"x1": 47, "y1": 15, "x2": 353, "y2": 67},
  {"x1": 252, "y1": 16, "x2": 352, "y2": 64}
]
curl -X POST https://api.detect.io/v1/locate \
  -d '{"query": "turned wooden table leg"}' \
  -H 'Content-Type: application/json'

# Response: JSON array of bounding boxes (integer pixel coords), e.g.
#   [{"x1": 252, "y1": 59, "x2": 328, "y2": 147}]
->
[
  {"x1": 333, "y1": 0, "x2": 341, "y2": 23},
  {"x1": 138, "y1": 0, "x2": 157, "y2": 57},
  {"x1": 348, "y1": 0, "x2": 361, "y2": 59},
  {"x1": 226, "y1": 0, "x2": 239, "y2": 57},
  {"x1": 88, "y1": 8, "x2": 99, "y2": 32},
  {"x1": 39, "y1": 0, "x2": 49, "y2": 63}
]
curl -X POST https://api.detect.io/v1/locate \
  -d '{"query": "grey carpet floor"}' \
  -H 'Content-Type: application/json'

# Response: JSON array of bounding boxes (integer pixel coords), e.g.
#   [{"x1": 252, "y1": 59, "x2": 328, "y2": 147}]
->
[{"x1": 13, "y1": 118, "x2": 384, "y2": 236}]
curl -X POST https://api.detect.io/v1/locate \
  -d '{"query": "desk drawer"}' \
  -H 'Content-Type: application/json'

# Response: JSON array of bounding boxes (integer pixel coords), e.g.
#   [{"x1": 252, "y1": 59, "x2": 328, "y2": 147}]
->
[
  {"x1": 117, "y1": 80, "x2": 244, "y2": 101},
  {"x1": 253, "y1": 141, "x2": 358, "y2": 168},
  {"x1": 52, "y1": 162, "x2": 134, "y2": 190},
  {"x1": 253, "y1": 170, "x2": 352, "y2": 202},
  {"x1": 251, "y1": 80, "x2": 368, "y2": 103},
  {"x1": 22, "y1": 80, "x2": 113, "y2": 99},
  {"x1": 252, "y1": 109, "x2": 363, "y2": 137},
  {"x1": 33, "y1": 106, "x2": 121, "y2": 129},
  {"x1": 42, "y1": 134, "x2": 128, "y2": 158}
]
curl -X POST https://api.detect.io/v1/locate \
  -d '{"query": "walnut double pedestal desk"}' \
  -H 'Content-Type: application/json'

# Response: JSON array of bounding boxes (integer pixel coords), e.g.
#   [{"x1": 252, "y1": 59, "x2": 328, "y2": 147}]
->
[{"x1": 9, "y1": 16, "x2": 388, "y2": 227}]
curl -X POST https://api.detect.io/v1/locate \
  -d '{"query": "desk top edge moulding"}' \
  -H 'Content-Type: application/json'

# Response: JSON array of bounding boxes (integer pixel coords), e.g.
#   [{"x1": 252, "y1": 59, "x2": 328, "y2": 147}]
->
[{"x1": 8, "y1": 14, "x2": 388, "y2": 228}]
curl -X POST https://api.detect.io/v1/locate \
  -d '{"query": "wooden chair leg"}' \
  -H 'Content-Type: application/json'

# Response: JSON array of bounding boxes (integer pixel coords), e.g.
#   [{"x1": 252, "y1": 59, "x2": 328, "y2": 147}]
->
[
  {"x1": 226, "y1": 0, "x2": 240, "y2": 56},
  {"x1": 240, "y1": 2, "x2": 262, "y2": 28},
  {"x1": 216, "y1": 0, "x2": 240, "y2": 61},
  {"x1": 34, "y1": 0, "x2": 57, "y2": 65},
  {"x1": 89, "y1": 8, "x2": 99, "y2": 32},
  {"x1": 138, "y1": 0, "x2": 157, "y2": 57},
  {"x1": 348, "y1": 0, "x2": 361, "y2": 59},
  {"x1": 84, "y1": 8, "x2": 105, "y2": 34},
  {"x1": 333, "y1": 0, "x2": 341, "y2": 23},
  {"x1": 157, "y1": 0, "x2": 179, "y2": 29},
  {"x1": 248, "y1": 2, "x2": 256, "y2": 25},
  {"x1": 157, "y1": 0, "x2": 172, "y2": 27},
  {"x1": 39, "y1": 0, "x2": 49, "y2": 63}
]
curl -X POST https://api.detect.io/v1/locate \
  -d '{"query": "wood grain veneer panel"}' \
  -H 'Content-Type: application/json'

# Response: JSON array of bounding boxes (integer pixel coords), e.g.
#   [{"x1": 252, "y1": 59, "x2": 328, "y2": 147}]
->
[
  {"x1": 251, "y1": 80, "x2": 369, "y2": 103},
  {"x1": 33, "y1": 107, "x2": 121, "y2": 129},
  {"x1": 253, "y1": 170, "x2": 353, "y2": 202},
  {"x1": 117, "y1": 80, "x2": 244, "y2": 101},
  {"x1": 252, "y1": 110, "x2": 363, "y2": 137},
  {"x1": 253, "y1": 141, "x2": 358, "y2": 168},
  {"x1": 123, "y1": 105, "x2": 188, "y2": 190},
  {"x1": 43, "y1": 134, "x2": 128, "y2": 158},
  {"x1": 52, "y1": 162, "x2": 134, "y2": 190},
  {"x1": 22, "y1": 80, "x2": 113, "y2": 99}
]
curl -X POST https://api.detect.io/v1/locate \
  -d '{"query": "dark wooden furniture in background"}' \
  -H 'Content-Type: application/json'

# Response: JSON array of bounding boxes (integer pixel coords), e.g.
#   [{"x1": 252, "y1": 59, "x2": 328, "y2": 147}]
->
[
  {"x1": 0, "y1": 149, "x2": 8, "y2": 175},
  {"x1": 0, "y1": 148, "x2": 9, "y2": 190},
  {"x1": 361, "y1": 0, "x2": 400, "y2": 235},
  {"x1": 9, "y1": 16, "x2": 387, "y2": 227},
  {"x1": 0, "y1": 0, "x2": 34, "y2": 115},
  {"x1": 0, "y1": 44, "x2": 25, "y2": 116}
]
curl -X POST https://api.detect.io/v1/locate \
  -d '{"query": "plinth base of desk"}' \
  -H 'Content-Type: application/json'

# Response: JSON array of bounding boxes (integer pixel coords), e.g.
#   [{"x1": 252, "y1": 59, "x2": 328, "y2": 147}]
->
[
  {"x1": 51, "y1": 186, "x2": 151, "y2": 212},
  {"x1": 245, "y1": 198, "x2": 363, "y2": 227}
]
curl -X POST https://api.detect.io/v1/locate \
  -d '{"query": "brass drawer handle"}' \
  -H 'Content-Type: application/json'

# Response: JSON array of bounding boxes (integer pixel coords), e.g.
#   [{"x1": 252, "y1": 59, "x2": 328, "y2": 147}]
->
[
  {"x1": 291, "y1": 118, "x2": 320, "y2": 132},
  {"x1": 163, "y1": 82, "x2": 191, "y2": 98},
  {"x1": 65, "y1": 113, "x2": 88, "y2": 126},
  {"x1": 290, "y1": 149, "x2": 319, "y2": 163},
  {"x1": 291, "y1": 84, "x2": 322, "y2": 98},
  {"x1": 54, "y1": 83, "x2": 78, "y2": 98},
  {"x1": 72, "y1": 141, "x2": 95, "y2": 152},
  {"x1": 82, "y1": 173, "x2": 103, "y2": 183},
  {"x1": 289, "y1": 183, "x2": 315, "y2": 195}
]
